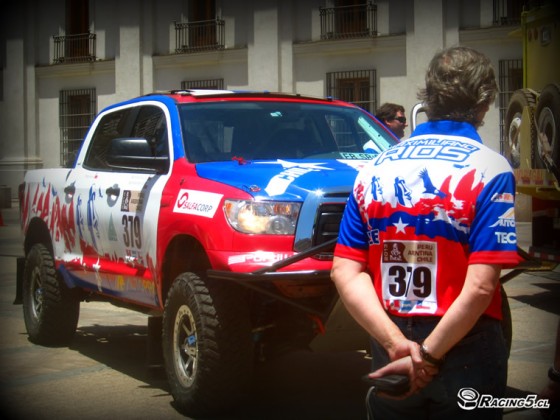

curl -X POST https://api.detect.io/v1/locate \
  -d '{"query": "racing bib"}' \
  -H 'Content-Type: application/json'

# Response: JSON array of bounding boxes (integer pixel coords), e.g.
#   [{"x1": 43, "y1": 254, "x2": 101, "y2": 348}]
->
[{"x1": 381, "y1": 240, "x2": 438, "y2": 315}]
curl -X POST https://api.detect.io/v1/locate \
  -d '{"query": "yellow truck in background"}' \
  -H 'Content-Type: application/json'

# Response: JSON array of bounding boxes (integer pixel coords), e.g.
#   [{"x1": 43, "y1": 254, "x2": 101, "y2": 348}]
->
[{"x1": 504, "y1": 2, "x2": 560, "y2": 263}]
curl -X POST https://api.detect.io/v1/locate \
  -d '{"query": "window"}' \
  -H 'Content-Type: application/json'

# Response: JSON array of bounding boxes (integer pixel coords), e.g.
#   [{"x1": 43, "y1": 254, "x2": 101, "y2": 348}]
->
[
  {"x1": 320, "y1": 1, "x2": 377, "y2": 40},
  {"x1": 59, "y1": 88, "x2": 96, "y2": 167},
  {"x1": 493, "y1": 0, "x2": 531, "y2": 26},
  {"x1": 83, "y1": 105, "x2": 169, "y2": 173},
  {"x1": 53, "y1": 0, "x2": 95, "y2": 63},
  {"x1": 326, "y1": 70, "x2": 377, "y2": 113},
  {"x1": 181, "y1": 79, "x2": 225, "y2": 90},
  {"x1": 189, "y1": 0, "x2": 216, "y2": 48},
  {"x1": 178, "y1": 101, "x2": 395, "y2": 162},
  {"x1": 498, "y1": 59, "x2": 523, "y2": 154},
  {"x1": 83, "y1": 108, "x2": 130, "y2": 170},
  {"x1": 175, "y1": 0, "x2": 224, "y2": 53}
]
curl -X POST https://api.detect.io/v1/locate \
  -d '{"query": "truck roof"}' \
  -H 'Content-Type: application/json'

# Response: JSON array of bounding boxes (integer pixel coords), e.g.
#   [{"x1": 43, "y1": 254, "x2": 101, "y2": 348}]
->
[{"x1": 142, "y1": 89, "x2": 353, "y2": 106}]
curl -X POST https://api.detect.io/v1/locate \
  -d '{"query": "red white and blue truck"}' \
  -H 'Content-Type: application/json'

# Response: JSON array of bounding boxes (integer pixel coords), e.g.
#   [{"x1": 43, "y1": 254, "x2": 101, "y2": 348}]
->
[{"x1": 17, "y1": 90, "x2": 397, "y2": 416}]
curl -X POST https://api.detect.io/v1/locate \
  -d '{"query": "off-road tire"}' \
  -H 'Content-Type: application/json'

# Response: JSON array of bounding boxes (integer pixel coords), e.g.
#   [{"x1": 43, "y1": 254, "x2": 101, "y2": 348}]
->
[
  {"x1": 162, "y1": 272, "x2": 253, "y2": 417},
  {"x1": 505, "y1": 89, "x2": 536, "y2": 168},
  {"x1": 22, "y1": 243, "x2": 80, "y2": 346},
  {"x1": 535, "y1": 83, "x2": 560, "y2": 169}
]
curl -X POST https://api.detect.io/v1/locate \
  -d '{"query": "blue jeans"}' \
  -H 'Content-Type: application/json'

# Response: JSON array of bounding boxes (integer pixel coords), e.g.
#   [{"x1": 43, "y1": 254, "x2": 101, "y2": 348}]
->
[{"x1": 368, "y1": 315, "x2": 508, "y2": 420}]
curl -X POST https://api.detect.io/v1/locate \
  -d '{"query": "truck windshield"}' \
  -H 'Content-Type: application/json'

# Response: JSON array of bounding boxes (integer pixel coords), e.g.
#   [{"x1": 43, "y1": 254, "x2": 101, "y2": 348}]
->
[{"x1": 179, "y1": 101, "x2": 397, "y2": 163}]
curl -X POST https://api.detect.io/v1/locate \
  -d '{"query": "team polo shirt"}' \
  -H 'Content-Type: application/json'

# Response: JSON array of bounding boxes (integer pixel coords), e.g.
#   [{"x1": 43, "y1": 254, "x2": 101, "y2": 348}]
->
[{"x1": 335, "y1": 120, "x2": 520, "y2": 319}]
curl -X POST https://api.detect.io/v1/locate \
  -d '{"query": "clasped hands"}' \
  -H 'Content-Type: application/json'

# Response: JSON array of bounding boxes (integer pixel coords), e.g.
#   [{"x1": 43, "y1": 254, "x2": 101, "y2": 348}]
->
[{"x1": 365, "y1": 339, "x2": 439, "y2": 399}]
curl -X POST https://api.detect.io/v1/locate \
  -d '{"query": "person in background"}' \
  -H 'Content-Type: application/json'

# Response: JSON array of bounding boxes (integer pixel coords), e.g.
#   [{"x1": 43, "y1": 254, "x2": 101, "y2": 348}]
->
[
  {"x1": 331, "y1": 46, "x2": 520, "y2": 419},
  {"x1": 375, "y1": 103, "x2": 408, "y2": 140}
]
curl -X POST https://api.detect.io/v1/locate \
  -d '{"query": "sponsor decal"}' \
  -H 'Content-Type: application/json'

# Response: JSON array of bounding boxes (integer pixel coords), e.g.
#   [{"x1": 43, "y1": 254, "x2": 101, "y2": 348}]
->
[
  {"x1": 490, "y1": 208, "x2": 516, "y2": 228},
  {"x1": 228, "y1": 252, "x2": 292, "y2": 265},
  {"x1": 490, "y1": 208, "x2": 517, "y2": 244},
  {"x1": 108, "y1": 214, "x2": 118, "y2": 241},
  {"x1": 490, "y1": 192, "x2": 515, "y2": 203},
  {"x1": 457, "y1": 388, "x2": 550, "y2": 411},
  {"x1": 121, "y1": 190, "x2": 144, "y2": 212},
  {"x1": 376, "y1": 138, "x2": 479, "y2": 165},
  {"x1": 258, "y1": 160, "x2": 332, "y2": 196},
  {"x1": 383, "y1": 241, "x2": 436, "y2": 264},
  {"x1": 173, "y1": 189, "x2": 223, "y2": 218}
]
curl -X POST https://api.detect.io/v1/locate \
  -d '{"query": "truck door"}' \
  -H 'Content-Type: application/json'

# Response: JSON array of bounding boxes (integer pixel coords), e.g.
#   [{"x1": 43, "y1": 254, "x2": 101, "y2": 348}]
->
[{"x1": 70, "y1": 103, "x2": 171, "y2": 308}]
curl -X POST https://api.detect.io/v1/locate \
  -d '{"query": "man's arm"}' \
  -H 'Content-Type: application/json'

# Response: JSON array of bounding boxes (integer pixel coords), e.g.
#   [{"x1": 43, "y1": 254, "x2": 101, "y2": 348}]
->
[
  {"x1": 421, "y1": 263, "x2": 501, "y2": 360},
  {"x1": 331, "y1": 256, "x2": 417, "y2": 360}
]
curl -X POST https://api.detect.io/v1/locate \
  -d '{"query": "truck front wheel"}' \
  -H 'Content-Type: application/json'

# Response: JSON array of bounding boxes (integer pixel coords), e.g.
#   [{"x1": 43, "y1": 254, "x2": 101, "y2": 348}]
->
[
  {"x1": 22, "y1": 243, "x2": 80, "y2": 346},
  {"x1": 162, "y1": 272, "x2": 253, "y2": 417}
]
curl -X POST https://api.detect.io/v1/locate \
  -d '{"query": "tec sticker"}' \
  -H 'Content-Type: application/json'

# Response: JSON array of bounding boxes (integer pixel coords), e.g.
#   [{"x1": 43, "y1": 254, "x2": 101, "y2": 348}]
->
[{"x1": 173, "y1": 189, "x2": 223, "y2": 218}]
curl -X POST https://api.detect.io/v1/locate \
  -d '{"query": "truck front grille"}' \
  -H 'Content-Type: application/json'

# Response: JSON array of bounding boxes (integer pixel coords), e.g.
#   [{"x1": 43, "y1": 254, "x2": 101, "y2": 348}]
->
[
  {"x1": 294, "y1": 188, "x2": 350, "y2": 258},
  {"x1": 313, "y1": 203, "x2": 345, "y2": 249}
]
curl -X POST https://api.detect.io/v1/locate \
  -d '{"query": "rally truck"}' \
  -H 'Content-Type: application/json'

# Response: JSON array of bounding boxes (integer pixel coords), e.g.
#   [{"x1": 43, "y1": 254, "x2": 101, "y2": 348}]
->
[
  {"x1": 17, "y1": 90, "x2": 397, "y2": 416},
  {"x1": 503, "y1": 2, "x2": 560, "y2": 263}
]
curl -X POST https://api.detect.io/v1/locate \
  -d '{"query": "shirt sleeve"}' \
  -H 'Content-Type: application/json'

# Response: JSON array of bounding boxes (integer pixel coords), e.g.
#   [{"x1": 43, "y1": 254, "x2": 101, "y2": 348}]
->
[
  {"x1": 468, "y1": 170, "x2": 521, "y2": 267},
  {"x1": 334, "y1": 190, "x2": 369, "y2": 263}
]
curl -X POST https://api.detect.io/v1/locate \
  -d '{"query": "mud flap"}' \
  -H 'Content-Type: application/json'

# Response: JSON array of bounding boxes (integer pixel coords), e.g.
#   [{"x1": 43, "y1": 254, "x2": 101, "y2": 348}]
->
[
  {"x1": 13, "y1": 256, "x2": 25, "y2": 304},
  {"x1": 147, "y1": 316, "x2": 164, "y2": 370}
]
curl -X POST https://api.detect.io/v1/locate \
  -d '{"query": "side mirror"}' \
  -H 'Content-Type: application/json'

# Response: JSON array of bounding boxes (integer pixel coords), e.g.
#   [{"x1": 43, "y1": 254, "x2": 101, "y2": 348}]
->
[{"x1": 107, "y1": 137, "x2": 169, "y2": 174}]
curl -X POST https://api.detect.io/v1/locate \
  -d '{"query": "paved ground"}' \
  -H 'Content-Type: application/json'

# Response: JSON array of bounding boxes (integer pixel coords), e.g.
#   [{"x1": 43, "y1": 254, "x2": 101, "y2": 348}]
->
[{"x1": 0, "y1": 204, "x2": 558, "y2": 419}]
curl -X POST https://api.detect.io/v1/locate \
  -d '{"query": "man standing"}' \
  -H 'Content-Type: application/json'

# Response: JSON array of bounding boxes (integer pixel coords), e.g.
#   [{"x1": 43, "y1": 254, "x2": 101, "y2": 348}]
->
[
  {"x1": 331, "y1": 47, "x2": 520, "y2": 419},
  {"x1": 375, "y1": 103, "x2": 408, "y2": 140}
]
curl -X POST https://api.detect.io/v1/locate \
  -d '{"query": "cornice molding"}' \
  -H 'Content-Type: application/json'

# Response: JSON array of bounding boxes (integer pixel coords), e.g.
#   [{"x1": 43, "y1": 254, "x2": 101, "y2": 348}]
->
[
  {"x1": 35, "y1": 60, "x2": 116, "y2": 79},
  {"x1": 153, "y1": 47, "x2": 248, "y2": 69}
]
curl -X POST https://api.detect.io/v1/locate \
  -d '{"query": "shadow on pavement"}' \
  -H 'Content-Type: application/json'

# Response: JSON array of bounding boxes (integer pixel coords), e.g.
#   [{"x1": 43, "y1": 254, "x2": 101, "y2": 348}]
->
[
  {"x1": 69, "y1": 323, "x2": 372, "y2": 419},
  {"x1": 509, "y1": 280, "x2": 560, "y2": 316}
]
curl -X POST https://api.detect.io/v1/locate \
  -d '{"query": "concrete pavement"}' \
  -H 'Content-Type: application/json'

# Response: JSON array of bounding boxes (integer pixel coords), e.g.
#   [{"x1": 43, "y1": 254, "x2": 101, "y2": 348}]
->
[{"x1": 0, "y1": 204, "x2": 558, "y2": 419}]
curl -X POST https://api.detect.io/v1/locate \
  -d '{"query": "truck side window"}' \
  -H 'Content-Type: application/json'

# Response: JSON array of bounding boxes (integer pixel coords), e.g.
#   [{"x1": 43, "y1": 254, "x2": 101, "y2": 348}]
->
[
  {"x1": 131, "y1": 106, "x2": 170, "y2": 165},
  {"x1": 83, "y1": 109, "x2": 131, "y2": 170}
]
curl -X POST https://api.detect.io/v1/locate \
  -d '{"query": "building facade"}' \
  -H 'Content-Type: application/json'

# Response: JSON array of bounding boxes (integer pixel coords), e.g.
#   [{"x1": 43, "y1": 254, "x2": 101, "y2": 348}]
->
[{"x1": 0, "y1": 0, "x2": 525, "y2": 198}]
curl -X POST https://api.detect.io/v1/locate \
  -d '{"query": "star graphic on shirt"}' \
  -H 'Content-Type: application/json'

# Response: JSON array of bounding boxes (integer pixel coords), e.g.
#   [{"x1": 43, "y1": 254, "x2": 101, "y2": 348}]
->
[{"x1": 393, "y1": 218, "x2": 408, "y2": 233}]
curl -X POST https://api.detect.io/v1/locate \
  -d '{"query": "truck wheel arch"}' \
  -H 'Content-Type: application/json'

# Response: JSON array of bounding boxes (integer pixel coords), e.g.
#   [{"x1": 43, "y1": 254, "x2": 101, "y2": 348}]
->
[
  {"x1": 24, "y1": 217, "x2": 54, "y2": 257},
  {"x1": 161, "y1": 235, "x2": 211, "y2": 304}
]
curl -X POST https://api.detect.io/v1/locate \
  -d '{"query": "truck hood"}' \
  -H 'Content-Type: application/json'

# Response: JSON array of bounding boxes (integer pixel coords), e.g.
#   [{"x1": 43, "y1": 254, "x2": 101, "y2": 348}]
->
[{"x1": 195, "y1": 159, "x2": 371, "y2": 200}]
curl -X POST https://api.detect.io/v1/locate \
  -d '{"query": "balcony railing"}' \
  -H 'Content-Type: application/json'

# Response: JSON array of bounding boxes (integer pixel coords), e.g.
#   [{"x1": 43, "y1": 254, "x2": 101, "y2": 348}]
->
[
  {"x1": 320, "y1": 2, "x2": 377, "y2": 40},
  {"x1": 492, "y1": 0, "x2": 527, "y2": 26},
  {"x1": 53, "y1": 32, "x2": 96, "y2": 64},
  {"x1": 175, "y1": 19, "x2": 225, "y2": 53}
]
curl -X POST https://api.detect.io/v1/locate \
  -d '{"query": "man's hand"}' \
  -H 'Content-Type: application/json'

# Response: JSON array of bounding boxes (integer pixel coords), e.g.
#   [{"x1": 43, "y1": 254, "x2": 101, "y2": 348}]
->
[{"x1": 367, "y1": 355, "x2": 439, "y2": 399}]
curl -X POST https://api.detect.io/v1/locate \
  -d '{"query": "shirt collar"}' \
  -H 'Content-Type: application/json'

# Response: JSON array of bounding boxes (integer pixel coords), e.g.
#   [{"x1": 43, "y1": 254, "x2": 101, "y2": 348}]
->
[{"x1": 411, "y1": 120, "x2": 483, "y2": 144}]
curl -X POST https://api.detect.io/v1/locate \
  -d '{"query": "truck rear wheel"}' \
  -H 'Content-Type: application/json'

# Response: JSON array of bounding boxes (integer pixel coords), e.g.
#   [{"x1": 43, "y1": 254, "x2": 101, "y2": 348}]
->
[
  {"x1": 22, "y1": 243, "x2": 80, "y2": 346},
  {"x1": 505, "y1": 89, "x2": 536, "y2": 168},
  {"x1": 162, "y1": 272, "x2": 253, "y2": 417},
  {"x1": 535, "y1": 84, "x2": 560, "y2": 169}
]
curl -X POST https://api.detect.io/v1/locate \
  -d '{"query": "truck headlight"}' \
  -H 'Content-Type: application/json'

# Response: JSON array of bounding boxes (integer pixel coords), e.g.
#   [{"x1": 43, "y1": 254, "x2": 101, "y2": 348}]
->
[{"x1": 224, "y1": 200, "x2": 301, "y2": 235}]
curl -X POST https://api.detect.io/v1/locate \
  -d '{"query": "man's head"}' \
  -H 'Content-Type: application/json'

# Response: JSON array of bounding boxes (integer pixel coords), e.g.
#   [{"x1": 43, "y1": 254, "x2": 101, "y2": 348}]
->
[
  {"x1": 375, "y1": 103, "x2": 408, "y2": 139},
  {"x1": 418, "y1": 46, "x2": 498, "y2": 127}
]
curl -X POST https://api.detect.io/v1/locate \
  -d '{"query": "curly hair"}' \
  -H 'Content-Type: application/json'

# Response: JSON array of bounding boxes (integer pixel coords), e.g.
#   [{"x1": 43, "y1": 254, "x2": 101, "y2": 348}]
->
[{"x1": 418, "y1": 46, "x2": 498, "y2": 125}]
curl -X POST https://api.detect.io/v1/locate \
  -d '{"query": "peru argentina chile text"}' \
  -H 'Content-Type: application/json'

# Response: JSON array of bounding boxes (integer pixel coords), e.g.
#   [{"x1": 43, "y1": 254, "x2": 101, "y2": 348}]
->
[{"x1": 375, "y1": 138, "x2": 479, "y2": 165}]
